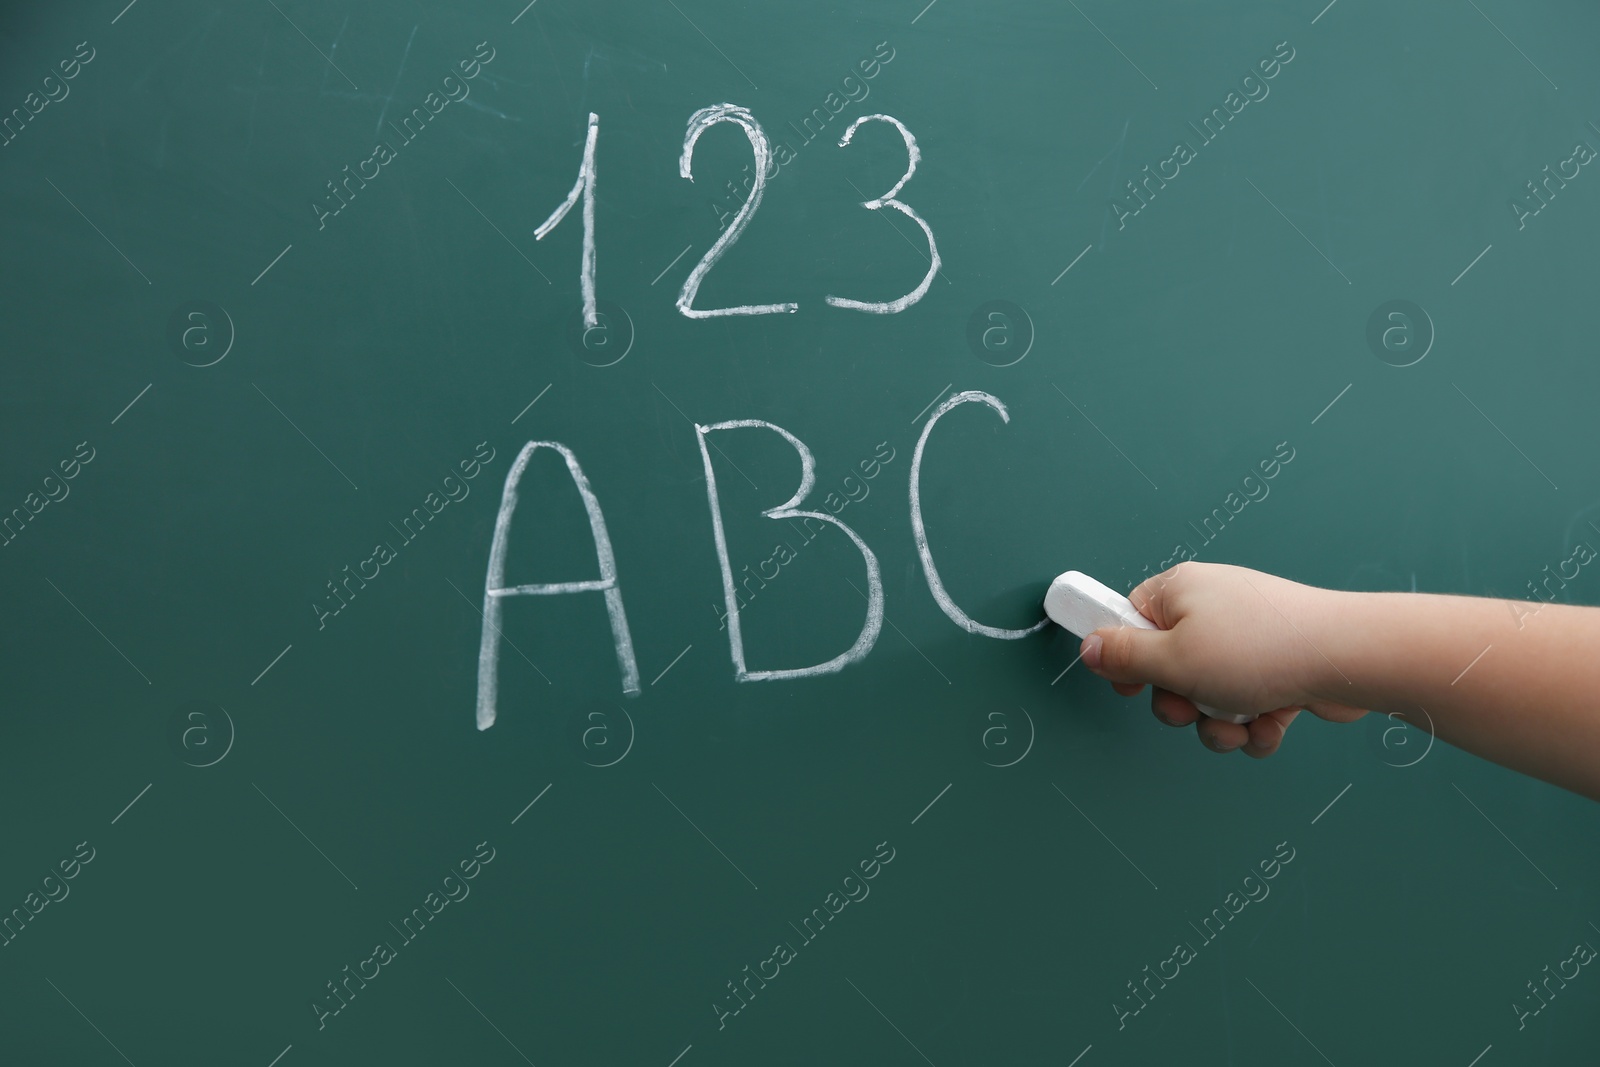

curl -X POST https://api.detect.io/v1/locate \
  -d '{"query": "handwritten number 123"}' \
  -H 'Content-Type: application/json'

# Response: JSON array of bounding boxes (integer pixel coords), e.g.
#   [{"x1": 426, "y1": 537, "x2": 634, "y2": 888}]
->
[{"x1": 533, "y1": 103, "x2": 938, "y2": 324}]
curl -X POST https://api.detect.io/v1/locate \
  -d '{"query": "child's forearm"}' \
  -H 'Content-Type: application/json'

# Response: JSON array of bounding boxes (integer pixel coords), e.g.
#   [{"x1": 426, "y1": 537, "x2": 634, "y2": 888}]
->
[{"x1": 1306, "y1": 591, "x2": 1600, "y2": 799}]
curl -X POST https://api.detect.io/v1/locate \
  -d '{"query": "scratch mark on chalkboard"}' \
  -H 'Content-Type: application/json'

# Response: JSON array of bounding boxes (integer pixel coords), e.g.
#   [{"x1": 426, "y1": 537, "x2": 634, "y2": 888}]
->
[
  {"x1": 1051, "y1": 384, "x2": 1159, "y2": 490},
  {"x1": 1050, "y1": 649, "x2": 1085, "y2": 684},
  {"x1": 723, "y1": 321, "x2": 739, "y2": 375},
  {"x1": 265, "y1": 1044, "x2": 293, "y2": 1067},
  {"x1": 1451, "y1": 382, "x2": 1559, "y2": 490},
  {"x1": 1559, "y1": 500, "x2": 1600, "y2": 552},
  {"x1": 1451, "y1": 243, "x2": 1493, "y2": 286},
  {"x1": 463, "y1": 99, "x2": 522, "y2": 122},
  {"x1": 1467, "y1": 0, "x2": 1559, "y2": 90},
  {"x1": 251, "y1": 243, "x2": 293, "y2": 286},
  {"x1": 651, "y1": 243, "x2": 695, "y2": 285},
  {"x1": 320, "y1": 14, "x2": 350, "y2": 97},
  {"x1": 111, "y1": 383, "x2": 153, "y2": 425},
  {"x1": 1244, "y1": 176, "x2": 1351, "y2": 284},
  {"x1": 251, "y1": 643, "x2": 293, "y2": 686},
  {"x1": 911, "y1": 782, "x2": 952, "y2": 824},
  {"x1": 1310, "y1": 382, "x2": 1351, "y2": 425},
  {"x1": 511, "y1": 383, "x2": 553, "y2": 423},
  {"x1": 45, "y1": 577, "x2": 152, "y2": 684},
  {"x1": 1315, "y1": 156, "x2": 1336, "y2": 276},
  {"x1": 1244, "y1": 979, "x2": 1336, "y2": 1066},
  {"x1": 1219, "y1": 956, "x2": 1237, "y2": 1064},
  {"x1": 666, "y1": 1045, "x2": 693, "y2": 1067},
  {"x1": 844, "y1": 978, "x2": 937, "y2": 1066},
  {"x1": 245, "y1": 34, "x2": 269, "y2": 154},
  {"x1": 910, "y1": 383, "x2": 952, "y2": 424},
  {"x1": 1311, "y1": 782, "x2": 1352, "y2": 824},
  {"x1": 1069, "y1": 2, "x2": 1159, "y2": 89},
  {"x1": 1053, "y1": 784, "x2": 1159, "y2": 890},
  {"x1": 653, "y1": 782, "x2": 759, "y2": 889},
  {"x1": 651, "y1": 644, "x2": 694, "y2": 685},
  {"x1": 1050, "y1": 244, "x2": 1092, "y2": 284},
  {"x1": 529, "y1": 10, "x2": 578, "y2": 118},
  {"x1": 665, "y1": 0, "x2": 760, "y2": 90},
  {"x1": 577, "y1": 46, "x2": 658, "y2": 115},
  {"x1": 133, "y1": 8, "x2": 220, "y2": 90},
  {"x1": 111, "y1": 783, "x2": 153, "y2": 825},
  {"x1": 447, "y1": 179, "x2": 551, "y2": 282},
  {"x1": 253, "y1": 781, "x2": 360, "y2": 890},
  {"x1": 1097, "y1": 120, "x2": 1130, "y2": 248},
  {"x1": 375, "y1": 25, "x2": 418, "y2": 137},
  {"x1": 478, "y1": 71, "x2": 536, "y2": 90},
  {"x1": 251, "y1": 382, "x2": 358, "y2": 488},
  {"x1": 511, "y1": 783, "x2": 552, "y2": 823},
  {"x1": 405, "y1": 195, "x2": 438, "y2": 319},
  {"x1": 1076, "y1": 119, "x2": 1128, "y2": 193},
  {"x1": 44, "y1": 980, "x2": 139, "y2": 1067},
  {"x1": 267, "y1": 0, "x2": 358, "y2": 89}
]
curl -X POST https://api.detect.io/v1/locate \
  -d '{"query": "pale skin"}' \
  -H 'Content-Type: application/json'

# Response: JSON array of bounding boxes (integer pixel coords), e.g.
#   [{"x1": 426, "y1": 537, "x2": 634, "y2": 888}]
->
[{"x1": 1079, "y1": 562, "x2": 1600, "y2": 802}]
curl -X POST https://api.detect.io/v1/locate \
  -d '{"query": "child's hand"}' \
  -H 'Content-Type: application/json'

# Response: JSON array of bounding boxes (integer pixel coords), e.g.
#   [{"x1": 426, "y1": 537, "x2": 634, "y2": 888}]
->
[
  {"x1": 1077, "y1": 561, "x2": 1600, "y2": 799},
  {"x1": 1079, "y1": 562, "x2": 1368, "y2": 757}
]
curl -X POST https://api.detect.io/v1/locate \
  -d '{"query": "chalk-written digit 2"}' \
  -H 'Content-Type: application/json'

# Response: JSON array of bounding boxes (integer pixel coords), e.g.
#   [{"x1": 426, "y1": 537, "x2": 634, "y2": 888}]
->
[
  {"x1": 826, "y1": 114, "x2": 940, "y2": 314},
  {"x1": 677, "y1": 104, "x2": 798, "y2": 318},
  {"x1": 535, "y1": 112, "x2": 600, "y2": 328}
]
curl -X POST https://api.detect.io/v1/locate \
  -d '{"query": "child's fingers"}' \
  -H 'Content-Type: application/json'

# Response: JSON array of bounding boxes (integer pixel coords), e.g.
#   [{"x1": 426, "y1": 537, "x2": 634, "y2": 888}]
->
[
  {"x1": 1195, "y1": 717, "x2": 1251, "y2": 753},
  {"x1": 1197, "y1": 706, "x2": 1301, "y2": 756},
  {"x1": 1127, "y1": 565, "x2": 1183, "y2": 629},
  {"x1": 1111, "y1": 681, "x2": 1145, "y2": 697},
  {"x1": 1305, "y1": 698, "x2": 1368, "y2": 724},
  {"x1": 1081, "y1": 627, "x2": 1180, "y2": 690},
  {"x1": 1150, "y1": 687, "x2": 1201, "y2": 727},
  {"x1": 1242, "y1": 707, "x2": 1301, "y2": 759}
]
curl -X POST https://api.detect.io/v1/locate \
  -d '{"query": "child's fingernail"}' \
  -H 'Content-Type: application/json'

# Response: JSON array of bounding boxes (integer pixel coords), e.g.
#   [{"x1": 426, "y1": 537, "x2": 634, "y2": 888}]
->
[
  {"x1": 1204, "y1": 734, "x2": 1238, "y2": 752},
  {"x1": 1080, "y1": 633, "x2": 1103, "y2": 671}
]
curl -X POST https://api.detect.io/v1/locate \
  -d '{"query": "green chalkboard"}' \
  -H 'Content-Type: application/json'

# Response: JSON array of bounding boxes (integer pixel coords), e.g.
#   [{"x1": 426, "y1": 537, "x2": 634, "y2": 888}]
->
[{"x1": 4, "y1": 0, "x2": 1600, "y2": 1063}]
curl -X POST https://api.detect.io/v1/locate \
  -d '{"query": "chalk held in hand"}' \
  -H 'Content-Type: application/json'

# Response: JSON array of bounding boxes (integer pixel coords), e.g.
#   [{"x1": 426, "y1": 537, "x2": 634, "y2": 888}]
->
[{"x1": 1043, "y1": 570, "x2": 1256, "y2": 724}]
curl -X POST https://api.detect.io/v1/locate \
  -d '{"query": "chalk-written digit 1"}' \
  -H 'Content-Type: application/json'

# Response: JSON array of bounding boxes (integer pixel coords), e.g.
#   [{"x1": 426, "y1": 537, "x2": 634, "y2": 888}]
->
[{"x1": 534, "y1": 112, "x2": 600, "y2": 328}]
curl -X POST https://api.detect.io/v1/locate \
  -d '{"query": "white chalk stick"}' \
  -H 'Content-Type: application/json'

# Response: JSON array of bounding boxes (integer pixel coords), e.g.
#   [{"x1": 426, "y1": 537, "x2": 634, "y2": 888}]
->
[{"x1": 1044, "y1": 571, "x2": 1256, "y2": 724}]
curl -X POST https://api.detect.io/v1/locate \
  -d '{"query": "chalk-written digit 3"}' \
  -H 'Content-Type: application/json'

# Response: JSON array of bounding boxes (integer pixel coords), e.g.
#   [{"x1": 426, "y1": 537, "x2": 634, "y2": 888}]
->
[{"x1": 826, "y1": 114, "x2": 941, "y2": 314}]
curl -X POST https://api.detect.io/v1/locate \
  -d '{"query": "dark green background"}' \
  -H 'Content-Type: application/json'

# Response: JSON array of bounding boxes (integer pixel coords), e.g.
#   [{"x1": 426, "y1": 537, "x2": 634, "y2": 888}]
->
[{"x1": 2, "y1": 0, "x2": 1598, "y2": 1063}]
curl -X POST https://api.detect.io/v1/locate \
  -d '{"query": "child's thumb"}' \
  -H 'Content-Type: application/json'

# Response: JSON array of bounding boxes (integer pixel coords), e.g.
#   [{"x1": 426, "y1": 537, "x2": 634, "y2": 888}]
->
[{"x1": 1081, "y1": 626, "x2": 1178, "y2": 688}]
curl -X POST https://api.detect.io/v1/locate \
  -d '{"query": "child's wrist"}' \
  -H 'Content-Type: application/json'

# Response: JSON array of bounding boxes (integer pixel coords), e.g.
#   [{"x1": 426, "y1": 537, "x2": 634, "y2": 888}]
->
[{"x1": 1299, "y1": 586, "x2": 1362, "y2": 704}]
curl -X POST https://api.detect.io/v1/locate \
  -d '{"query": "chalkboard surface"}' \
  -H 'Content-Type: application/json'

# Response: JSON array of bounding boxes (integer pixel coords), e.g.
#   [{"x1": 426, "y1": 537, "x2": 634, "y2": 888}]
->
[{"x1": 4, "y1": 1, "x2": 1600, "y2": 1063}]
